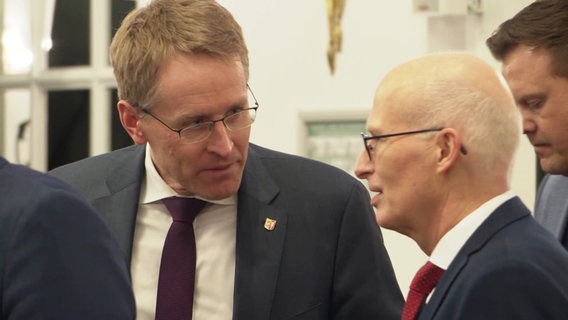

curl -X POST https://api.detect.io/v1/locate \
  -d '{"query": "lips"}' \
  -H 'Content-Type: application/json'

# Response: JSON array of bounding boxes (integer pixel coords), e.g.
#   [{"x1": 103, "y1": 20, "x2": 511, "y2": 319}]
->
[
  {"x1": 202, "y1": 156, "x2": 240, "y2": 171},
  {"x1": 530, "y1": 143, "x2": 549, "y2": 156},
  {"x1": 199, "y1": 161, "x2": 238, "y2": 178},
  {"x1": 204, "y1": 163, "x2": 233, "y2": 171},
  {"x1": 369, "y1": 189, "x2": 383, "y2": 208}
]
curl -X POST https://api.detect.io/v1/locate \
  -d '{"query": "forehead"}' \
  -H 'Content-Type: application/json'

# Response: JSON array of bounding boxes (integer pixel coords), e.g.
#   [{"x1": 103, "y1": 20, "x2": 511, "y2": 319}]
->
[
  {"x1": 502, "y1": 46, "x2": 553, "y2": 82},
  {"x1": 152, "y1": 53, "x2": 247, "y2": 109},
  {"x1": 367, "y1": 83, "x2": 411, "y2": 133},
  {"x1": 500, "y1": 46, "x2": 567, "y2": 105},
  {"x1": 158, "y1": 54, "x2": 246, "y2": 87}
]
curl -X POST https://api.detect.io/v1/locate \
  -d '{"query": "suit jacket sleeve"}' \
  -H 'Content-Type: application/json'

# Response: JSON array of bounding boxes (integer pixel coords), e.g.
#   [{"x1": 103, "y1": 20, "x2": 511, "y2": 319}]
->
[
  {"x1": 332, "y1": 182, "x2": 404, "y2": 319},
  {"x1": 0, "y1": 172, "x2": 136, "y2": 319}
]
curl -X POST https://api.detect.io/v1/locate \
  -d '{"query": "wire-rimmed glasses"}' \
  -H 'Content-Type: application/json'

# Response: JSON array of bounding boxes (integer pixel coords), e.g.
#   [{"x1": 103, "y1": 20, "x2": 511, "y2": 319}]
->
[
  {"x1": 142, "y1": 84, "x2": 259, "y2": 144},
  {"x1": 361, "y1": 127, "x2": 467, "y2": 160}
]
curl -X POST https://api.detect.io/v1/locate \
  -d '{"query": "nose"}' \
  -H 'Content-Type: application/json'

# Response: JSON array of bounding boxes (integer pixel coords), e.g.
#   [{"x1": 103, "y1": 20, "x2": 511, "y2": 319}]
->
[
  {"x1": 206, "y1": 121, "x2": 234, "y2": 156},
  {"x1": 354, "y1": 149, "x2": 373, "y2": 180},
  {"x1": 519, "y1": 109, "x2": 536, "y2": 135}
]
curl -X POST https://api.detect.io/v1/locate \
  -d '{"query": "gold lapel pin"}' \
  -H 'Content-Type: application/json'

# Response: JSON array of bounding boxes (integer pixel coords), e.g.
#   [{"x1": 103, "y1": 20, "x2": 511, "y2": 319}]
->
[{"x1": 264, "y1": 217, "x2": 277, "y2": 231}]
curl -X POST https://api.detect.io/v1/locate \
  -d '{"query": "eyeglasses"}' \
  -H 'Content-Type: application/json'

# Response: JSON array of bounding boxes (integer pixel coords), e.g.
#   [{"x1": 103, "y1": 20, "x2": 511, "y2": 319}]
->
[
  {"x1": 141, "y1": 85, "x2": 259, "y2": 144},
  {"x1": 360, "y1": 127, "x2": 467, "y2": 160}
]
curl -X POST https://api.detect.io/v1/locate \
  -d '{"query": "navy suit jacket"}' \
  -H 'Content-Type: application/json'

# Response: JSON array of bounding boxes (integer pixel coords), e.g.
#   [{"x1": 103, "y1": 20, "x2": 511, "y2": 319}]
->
[
  {"x1": 0, "y1": 157, "x2": 135, "y2": 319},
  {"x1": 418, "y1": 197, "x2": 568, "y2": 319},
  {"x1": 50, "y1": 143, "x2": 403, "y2": 319},
  {"x1": 534, "y1": 174, "x2": 568, "y2": 249}
]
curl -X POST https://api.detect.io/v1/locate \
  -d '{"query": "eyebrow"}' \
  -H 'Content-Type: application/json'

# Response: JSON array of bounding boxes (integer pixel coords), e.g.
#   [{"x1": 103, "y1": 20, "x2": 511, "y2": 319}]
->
[
  {"x1": 515, "y1": 93, "x2": 545, "y2": 105},
  {"x1": 367, "y1": 127, "x2": 392, "y2": 136}
]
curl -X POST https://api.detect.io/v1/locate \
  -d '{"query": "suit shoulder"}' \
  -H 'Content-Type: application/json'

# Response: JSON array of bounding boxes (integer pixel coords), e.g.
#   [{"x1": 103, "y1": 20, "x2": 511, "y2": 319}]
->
[
  {"x1": 49, "y1": 145, "x2": 142, "y2": 181},
  {"x1": 1, "y1": 160, "x2": 73, "y2": 193},
  {"x1": 48, "y1": 145, "x2": 144, "y2": 199},
  {"x1": 535, "y1": 174, "x2": 568, "y2": 214},
  {"x1": 51, "y1": 145, "x2": 141, "y2": 171},
  {"x1": 539, "y1": 174, "x2": 568, "y2": 191},
  {"x1": 0, "y1": 161, "x2": 97, "y2": 219},
  {"x1": 249, "y1": 144, "x2": 359, "y2": 184},
  {"x1": 473, "y1": 213, "x2": 568, "y2": 262}
]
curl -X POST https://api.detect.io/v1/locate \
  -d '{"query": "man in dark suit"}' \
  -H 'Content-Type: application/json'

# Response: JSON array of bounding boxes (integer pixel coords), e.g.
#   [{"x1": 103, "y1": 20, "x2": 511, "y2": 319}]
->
[
  {"x1": 486, "y1": 0, "x2": 568, "y2": 250},
  {"x1": 534, "y1": 174, "x2": 568, "y2": 248},
  {"x1": 50, "y1": 0, "x2": 403, "y2": 319},
  {"x1": 0, "y1": 156, "x2": 135, "y2": 319},
  {"x1": 354, "y1": 52, "x2": 568, "y2": 319}
]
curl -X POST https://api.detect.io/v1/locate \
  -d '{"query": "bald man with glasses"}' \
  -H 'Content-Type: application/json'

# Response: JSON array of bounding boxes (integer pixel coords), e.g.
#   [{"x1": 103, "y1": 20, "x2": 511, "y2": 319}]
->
[{"x1": 355, "y1": 52, "x2": 568, "y2": 319}]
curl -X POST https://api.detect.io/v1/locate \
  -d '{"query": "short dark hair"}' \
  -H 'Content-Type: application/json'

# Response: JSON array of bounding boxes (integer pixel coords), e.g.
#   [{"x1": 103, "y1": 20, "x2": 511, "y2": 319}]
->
[{"x1": 486, "y1": 0, "x2": 568, "y2": 78}]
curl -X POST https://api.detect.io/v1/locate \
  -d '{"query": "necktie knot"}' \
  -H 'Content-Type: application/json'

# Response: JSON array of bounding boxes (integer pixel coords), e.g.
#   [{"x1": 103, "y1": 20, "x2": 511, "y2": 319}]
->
[
  {"x1": 410, "y1": 261, "x2": 444, "y2": 294},
  {"x1": 162, "y1": 196, "x2": 206, "y2": 223},
  {"x1": 402, "y1": 261, "x2": 445, "y2": 320}
]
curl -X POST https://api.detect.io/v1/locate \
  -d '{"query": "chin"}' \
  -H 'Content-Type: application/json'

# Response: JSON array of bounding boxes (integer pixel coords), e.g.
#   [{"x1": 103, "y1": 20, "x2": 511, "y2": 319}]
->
[
  {"x1": 376, "y1": 214, "x2": 395, "y2": 230},
  {"x1": 540, "y1": 159, "x2": 568, "y2": 176},
  {"x1": 202, "y1": 184, "x2": 240, "y2": 201},
  {"x1": 377, "y1": 212, "x2": 409, "y2": 236}
]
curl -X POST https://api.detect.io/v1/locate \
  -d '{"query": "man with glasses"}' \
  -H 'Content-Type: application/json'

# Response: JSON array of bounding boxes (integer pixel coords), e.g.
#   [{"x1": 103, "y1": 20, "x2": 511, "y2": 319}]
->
[
  {"x1": 354, "y1": 52, "x2": 568, "y2": 319},
  {"x1": 50, "y1": 0, "x2": 403, "y2": 319}
]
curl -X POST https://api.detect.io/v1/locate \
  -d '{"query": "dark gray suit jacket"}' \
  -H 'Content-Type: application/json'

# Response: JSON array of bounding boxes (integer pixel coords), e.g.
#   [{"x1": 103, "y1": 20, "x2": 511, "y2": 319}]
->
[
  {"x1": 50, "y1": 143, "x2": 403, "y2": 319},
  {"x1": 535, "y1": 174, "x2": 568, "y2": 249},
  {"x1": 0, "y1": 157, "x2": 135, "y2": 319},
  {"x1": 418, "y1": 197, "x2": 568, "y2": 319}
]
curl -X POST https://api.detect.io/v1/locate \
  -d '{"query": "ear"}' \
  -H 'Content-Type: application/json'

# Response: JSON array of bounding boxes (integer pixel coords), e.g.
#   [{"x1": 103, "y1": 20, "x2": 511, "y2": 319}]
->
[
  {"x1": 435, "y1": 128, "x2": 463, "y2": 174},
  {"x1": 117, "y1": 100, "x2": 148, "y2": 145}
]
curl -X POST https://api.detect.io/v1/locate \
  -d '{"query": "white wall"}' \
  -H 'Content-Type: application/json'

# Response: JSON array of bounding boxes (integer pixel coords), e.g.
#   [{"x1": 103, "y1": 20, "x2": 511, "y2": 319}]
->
[{"x1": 218, "y1": 0, "x2": 535, "y2": 292}]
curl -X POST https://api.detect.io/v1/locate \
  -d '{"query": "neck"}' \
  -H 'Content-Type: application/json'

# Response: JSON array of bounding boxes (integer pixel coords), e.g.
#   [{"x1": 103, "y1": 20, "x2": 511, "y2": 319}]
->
[{"x1": 413, "y1": 180, "x2": 509, "y2": 256}]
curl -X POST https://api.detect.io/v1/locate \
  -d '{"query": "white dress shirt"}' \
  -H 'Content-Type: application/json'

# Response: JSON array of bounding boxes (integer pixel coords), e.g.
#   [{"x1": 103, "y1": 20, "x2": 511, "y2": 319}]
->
[
  {"x1": 130, "y1": 144, "x2": 237, "y2": 320},
  {"x1": 426, "y1": 191, "x2": 516, "y2": 300}
]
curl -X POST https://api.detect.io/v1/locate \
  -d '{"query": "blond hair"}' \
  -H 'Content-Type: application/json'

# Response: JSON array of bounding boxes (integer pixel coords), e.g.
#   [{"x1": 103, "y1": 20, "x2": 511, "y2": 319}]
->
[{"x1": 110, "y1": 0, "x2": 249, "y2": 108}]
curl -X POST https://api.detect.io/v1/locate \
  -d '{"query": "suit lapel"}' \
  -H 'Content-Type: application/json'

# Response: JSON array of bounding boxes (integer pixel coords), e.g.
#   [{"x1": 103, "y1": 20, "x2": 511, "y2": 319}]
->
[
  {"x1": 233, "y1": 146, "x2": 286, "y2": 320},
  {"x1": 92, "y1": 183, "x2": 140, "y2": 264},
  {"x1": 419, "y1": 197, "x2": 530, "y2": 319},
  {"x1": 535, "y1": 175, "x2": 568, "y2": 240},
  {"x1": 92, "y1": 145, "x2": 145, "y2": 265},
  {"x1": 93, "y1": 144, "x2": 287, "y2": 317}
]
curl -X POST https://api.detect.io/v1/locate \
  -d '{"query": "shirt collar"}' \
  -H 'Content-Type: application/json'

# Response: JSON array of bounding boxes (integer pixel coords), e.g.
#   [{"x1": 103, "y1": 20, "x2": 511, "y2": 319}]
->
[
  {"x1": 429, "y1": 190, "x2": 516, "y2": 269},
  {"x1": 140, "y1": 143, "x2": 236, "y2": 205}
]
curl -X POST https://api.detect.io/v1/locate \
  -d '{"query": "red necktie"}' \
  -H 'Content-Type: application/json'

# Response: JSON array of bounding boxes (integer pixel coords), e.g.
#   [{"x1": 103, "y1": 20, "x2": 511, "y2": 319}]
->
[
  {"x1": 401, "y1": 261, "x2": 445, "y2": 320},
  {"x1": 155, "y1": 197, "x2": 206, "y2": 320}
]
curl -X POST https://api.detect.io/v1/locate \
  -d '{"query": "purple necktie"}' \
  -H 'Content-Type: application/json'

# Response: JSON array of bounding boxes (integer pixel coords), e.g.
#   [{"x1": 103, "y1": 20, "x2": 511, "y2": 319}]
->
[
  {"x1": 155, "y1": 197, "x2": 206, "y2": 320},
  {"x1": 402, "y1": 261, "x2": 445, "y2": 320}
]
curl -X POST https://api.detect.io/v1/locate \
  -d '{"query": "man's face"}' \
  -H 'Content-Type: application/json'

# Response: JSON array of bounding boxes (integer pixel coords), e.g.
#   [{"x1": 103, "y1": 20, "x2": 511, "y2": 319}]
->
[
  {"x1": 354, "y1": 93, "x2": 438, "y2": 236},
  {"x1": 502, "y1": 45, "x2": 568, "y2": 175},
  {"x1": 129, "y1": 53, "x2": 251, "y2": 200}
]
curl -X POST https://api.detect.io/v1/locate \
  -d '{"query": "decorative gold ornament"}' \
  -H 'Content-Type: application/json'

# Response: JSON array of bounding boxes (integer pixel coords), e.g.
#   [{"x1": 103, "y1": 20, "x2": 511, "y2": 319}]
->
[
  {"x1": 326, "y1": 0, "x2": 345, "y2": 75},
  {"x1": 264, "y1": 218, "x2": 277, "y2": 231}
]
